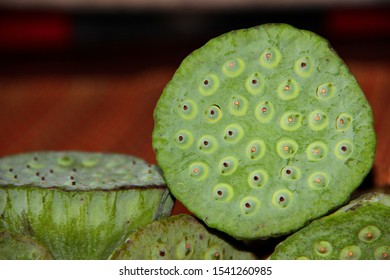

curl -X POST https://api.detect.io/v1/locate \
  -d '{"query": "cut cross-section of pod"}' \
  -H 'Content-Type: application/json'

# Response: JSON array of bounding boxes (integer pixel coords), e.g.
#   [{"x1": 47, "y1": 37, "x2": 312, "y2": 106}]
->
[
  {"x1": 109, "y1": 214, "x2": 257, "y2": 260},
  {"x1": 152, "y1": 23, "x2": 376, "y2": 239},
  {"x1": 0, "y1": 151, "x2": 174, "y2": 259},
  {"x1": 270, "y1": 193, "x2": 390, "y2": 260}
]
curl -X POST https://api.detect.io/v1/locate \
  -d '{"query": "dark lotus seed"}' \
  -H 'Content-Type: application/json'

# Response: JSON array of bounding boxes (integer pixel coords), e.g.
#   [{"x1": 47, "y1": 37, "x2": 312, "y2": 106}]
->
[
  {"x1": 178, "y1": 136, "x2": 184, "y2": 142},
  {"x1": 228, "y1": 131, "x2": 233, "y2": 136},
  {"x1": 252, "y1": 79, "x2": 257, "y2": 84},
  {"x1": 203, "y1": 80, "x2": 209, "y2": 85},
  {"x1": 341, "y1": 146, "x2": 347, "y2": 152},
  {"x1": 203, "y1": 141, "x2": 209, "y2": 146},
  {"x1": 159, "y1": 251, "x2": 165, "y2": 257},
  {"x1": 301, "y1": 62, "x2": 307, "y2": 67},
  {"x1": 245, "y1": 203, "x2": 251, "y2": 208}
]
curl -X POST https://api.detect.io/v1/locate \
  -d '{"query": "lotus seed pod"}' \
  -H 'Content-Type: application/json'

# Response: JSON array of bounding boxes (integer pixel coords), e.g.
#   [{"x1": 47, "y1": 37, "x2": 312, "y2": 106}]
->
[
  {"x1": 269, "y1": 193, "x2": 390, "y2": 260},
  {"x1": 152, "y1": 23, "x2": 376, "y2": 239},
  {"x1": 109, "y1": 214, "x2": 256, "y2": 260},
  {"x1": 0, "y1": 151, "x2": 174, "y2": 259},
  {"x1": 0, "y1": 229, "x2": 53, "y2": 260}
]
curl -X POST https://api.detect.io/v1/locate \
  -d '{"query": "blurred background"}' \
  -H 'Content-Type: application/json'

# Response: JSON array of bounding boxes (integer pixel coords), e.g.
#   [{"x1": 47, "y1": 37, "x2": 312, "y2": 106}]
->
[{"x1": 0, "y1": 0, "x2": 389, "y2": 215}]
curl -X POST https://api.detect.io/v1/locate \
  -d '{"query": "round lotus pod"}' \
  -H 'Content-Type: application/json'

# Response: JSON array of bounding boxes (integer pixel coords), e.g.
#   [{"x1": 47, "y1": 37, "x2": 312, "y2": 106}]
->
[
  {"x1": 269, "y1": 192, "x2": 390, "y2": 260},
  {"x1": 0, "y1": 229, "x2": 53, "y2": 260},
  {"x1": 0, "y1": 151, "x2": 174, "y2": 259},
  {"x1": 109, "y1": 214, "x2": 256, "y2": 260},
  {"x1": 152, "y1": 23, "x2": 376, "y2": 239}
]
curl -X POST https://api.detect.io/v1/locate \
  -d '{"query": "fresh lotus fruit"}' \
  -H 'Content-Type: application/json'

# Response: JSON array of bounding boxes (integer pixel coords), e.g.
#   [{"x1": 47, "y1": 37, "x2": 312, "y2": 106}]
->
[
  {"x1": 269, "y1": 192, "x2": 390, "y2": 260},
  {"x1": 0, "y1": 151, "x2": 174, "y2": 259},
  {"x1": 0, "y1": 229, "x2": 53, "y2": 260},
  {"x1": 152, "y1": 23, "x2": 376, "y2": 240},
  {"x1": 109, "y1": 214, "x2": 257, "y2": 260}
]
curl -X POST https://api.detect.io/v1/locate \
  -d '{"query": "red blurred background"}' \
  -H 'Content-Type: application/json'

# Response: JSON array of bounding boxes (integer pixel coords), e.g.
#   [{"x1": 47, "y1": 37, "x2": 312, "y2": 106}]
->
[{"x1": 0, "y1": 2, "x2": 389, "y2": 215}]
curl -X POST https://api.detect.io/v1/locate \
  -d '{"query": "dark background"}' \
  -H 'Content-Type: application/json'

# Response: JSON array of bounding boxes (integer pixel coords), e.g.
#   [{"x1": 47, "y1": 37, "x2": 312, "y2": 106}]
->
[{"x1": 0, "y1": 1, "x2": 389, "y2": 216}]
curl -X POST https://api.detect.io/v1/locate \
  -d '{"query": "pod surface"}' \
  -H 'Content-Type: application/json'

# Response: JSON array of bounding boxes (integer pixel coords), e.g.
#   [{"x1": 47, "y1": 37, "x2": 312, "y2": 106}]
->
[{"x1": 152, "y1": 23, "x2": 376, "y2": 239}]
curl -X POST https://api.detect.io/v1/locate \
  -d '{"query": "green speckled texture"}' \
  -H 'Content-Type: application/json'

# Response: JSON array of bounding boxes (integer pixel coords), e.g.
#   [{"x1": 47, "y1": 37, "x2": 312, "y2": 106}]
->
[
  {"x1": 270, "y1": 193, "x2": 390, "y2": 260},
  {"x1": 152, "y1": 23, "x2": 376, "y2": 239},
  {"x1": 109, "y1": 214, "x2": 256, "y2": 260},
  {"x1": 0, "y1": 151, "x2": 174, "y2": 259},
  {"x1": 0, "y1": 229, "x2": 53, "y2": 260}
]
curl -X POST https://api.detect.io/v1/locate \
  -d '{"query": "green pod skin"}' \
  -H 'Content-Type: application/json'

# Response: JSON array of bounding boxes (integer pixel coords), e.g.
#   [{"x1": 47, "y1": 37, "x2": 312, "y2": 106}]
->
[
  {"x1": 270, "y1": 193, "x2": 390, "y2": 260},
  {"x1": 0, "y1": 152, "x2": 174, "y2": 259},
  {"x1": 152, "y1": 23, "x2": 376, "y2": 239},
  {"x1": 109, "y1": 214, "x2": 257, "y2": 260},
  {"x1": 0, "y1": 229, "x2": 53, "y2": 260}
]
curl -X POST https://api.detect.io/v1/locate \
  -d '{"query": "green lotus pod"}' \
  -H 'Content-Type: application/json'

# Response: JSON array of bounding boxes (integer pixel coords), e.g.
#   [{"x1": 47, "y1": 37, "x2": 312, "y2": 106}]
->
[
  {"x1": 109, "y1": 214, "x2": 256, "y2": 260},
  {"x1": 0, "y1": 229, "x2": 53, "y2": 260},
  {"x1": 269, "y1": 192, "x2": 390, "y2": 260},
  {"x1": 0, "y1": 151, "x2": 174, "y2": 259},
  {"x1": 152, "y1": 23, "x2": 376, "y2": 239}
]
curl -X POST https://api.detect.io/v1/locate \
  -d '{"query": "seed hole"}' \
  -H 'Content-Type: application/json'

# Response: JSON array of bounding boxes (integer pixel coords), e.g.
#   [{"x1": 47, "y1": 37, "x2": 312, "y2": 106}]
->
[
  {"x1": 265, "y1": 53, "x2": 271, "y2": 59},
  {"x1": 217, "y1": 190, "x2": 223, "y2": 196},
  {"x1": 9, "y1": 168, "x2": 13, "y2": 172},
  {"x1": 253, "y1": 176, "x2": 259, "y2": 181},
  {"x1": 341, "y1": 146, "x2": 347, "y2": 152},
  {"x1": 284, "y1": 85, "x2": 291, "y2": 91},
  {"x1": 261, "y1": 107, "x2": 267, "y2": 112},
  {"x1": 228, "y1": 130, "x2": 233, "y2": 136},
  {"x1": 203, "y1": 141, "x2": 209, "y2": 146},
  {"x1": 210, "y1": 110, "x2": 215, "y2": 115},
  {"x1": 245, "y1": 202, "x2": 251, "y2": 208},
  {"x1": 14, "y1": 175, "x2": 18, "y2": 179},
  {"x1": 72, "y1": 181, "x2": 76, "y2": 186},
  {"x1": 159, "y1": 251, "x2": 165, "y2": 257},
  {"x1": 366, "y1": 232, "x2": 373, "y2": 240},
  {"x1": 279, "y1": 196, "x2": 286, "y2": 203},
  {"x1": 252, "y1": 79, "x2": 258, "y2": 84},
  {"x1": 203, "y1": 80, "x2": 209, "y2": 86},
  {"x1": 193, "y1": 168, "x2": 199, "y2": 174},
  {"x1": 183, "y1": 105, "x2": 188, "y2": 111},
  {"x1": 319, "y1": 247, "x2": 327, "y2": 254},
  {"x1": 285, "y1": 169, "x2": 292, "y2": 175},
  {"x1": 178, "y1": 135, "x2": 184, "y2": 142},
  {"x1": 301, "y1": 62, "x2": 307, "y2": 68},
  {"x1": 251, "y1": 147, "x2": 256, "y2": 153},
  {"x1": 223, "y1": 162, "x2": 229, "y2": 168}
]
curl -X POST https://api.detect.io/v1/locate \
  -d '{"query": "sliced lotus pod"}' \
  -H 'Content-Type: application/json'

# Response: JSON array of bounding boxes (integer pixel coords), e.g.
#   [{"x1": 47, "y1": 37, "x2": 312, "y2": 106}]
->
[
  {"x1": 152, "y1": 23, "x2": 376, "y2": 239},
  {"x1": 0, "y1": 229, "x2": 53, "y2": 260},
  {"x1": 0, "y1": 151, "x2": 174, "y2": 259},
  {"x1": 269, "y1": 192, "x2": 390, "y2": 260},
  {"x1": 109, "y1": 214, "x2": 256, "y2": 260}
]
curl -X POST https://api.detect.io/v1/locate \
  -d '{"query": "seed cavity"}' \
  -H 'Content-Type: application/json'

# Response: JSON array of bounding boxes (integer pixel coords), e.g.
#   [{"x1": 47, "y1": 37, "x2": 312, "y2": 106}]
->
[
  {"x1": 308, "y1": 172, "x2": 329, "y2": 189},
  {"x1": 174, "y1": 130, "x2": 194, "y2": 149},
  {"x1": 223, "y1": 124, "x2": 244, "y2": 143},
  {"x1": 374, "y1": 246, "x2": 390, "y2": 260},
  {"x1": 308, "y1": 110, "x2": 328, "y2": 130},
  {"x1": 306, "y1": 141, "x2": 328, "y2": 161},
  {"x1": 178, "y1": 99, "x2": 198, "y2": 120},
  {"x1": 248, "y1": 169, "x2": 268, "y2": 188},
  {"x1": 198, "y1": 135, "x2": 217, "y2": 154},
  {"x1": 228, "y1": 95, "x2": 248, "y2": 116},
  {"x1": 255, "y1": 101, "x2": 275, "y2": 123},
  {"x1": 281, "y1": 166, "x2": 301, "y2": 180},
  {"x1": 295, "y1": 57, "x2": 314, "y2": 77},
  {"x1": 316, "y1": 83, "x2": 335, "y2": 100},
  {"x1": 260, "y1": 47, "x2": 281, "y2": 68},
  {"x1": 334, "y1": 140, "x2": 353, "y2": 160},
  {"x1": 245, "y1": 72, "x2": 265, "y2": 95},
  {"x1": 277, "y1": 79, "x2": 299, "y2": 100},
  {"x1": 339, "y1": 246, "x2": 362, "y2": 260},
  {"x1": 213, "y1": 183, "x2": 233, "y2": 202},
  {"x1": 240, "y1": 197, "x2": 260, "y2": 215},
  {"x1": 205, "y1": 104, "x2": 222, "y2": 123},
  {"x1": 314, "y1": 241, "x2": 333, "y2": 257},
  {"x1": 222, "y1": 58, "x2": 245, "y2": 77},
  {"x1": 246, "y1": 139, "x2": 266, "y2": 160},
  {"x1": 189, "y1": 162, "x2": 209, "y2": 180},
  {"x1": 276, "y1": 138, "x2": 298, "y2": 159},
  {"x1": 218, "y1": 157, "x2": 238, "y2": 175},
  {"x1": 272, "y1": 189, "x2": 292, "y2": 208},
  {"x1": 358, "y1": 225, "x2": 381, "y2": 242},
  {"x1": 280, "y1": 111, "x2": 302, "y2": 131},
  {"x1": 198, "y1": 74, "x2": 219, "y2": 96},
  {"x1": 336, "y1": 113, "x2": 352, "y2": 130}
]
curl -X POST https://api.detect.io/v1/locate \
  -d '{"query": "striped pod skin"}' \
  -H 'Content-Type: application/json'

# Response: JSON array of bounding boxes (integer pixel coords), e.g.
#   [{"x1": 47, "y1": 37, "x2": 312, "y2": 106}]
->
[{"x1": 0, "y1": 151, "x2": 174, "y2": 259}]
